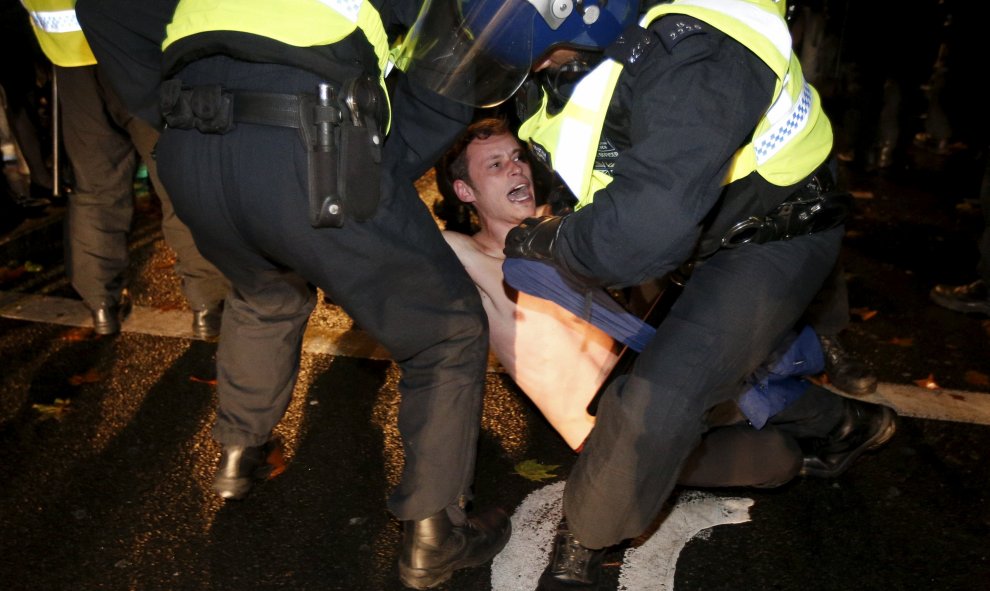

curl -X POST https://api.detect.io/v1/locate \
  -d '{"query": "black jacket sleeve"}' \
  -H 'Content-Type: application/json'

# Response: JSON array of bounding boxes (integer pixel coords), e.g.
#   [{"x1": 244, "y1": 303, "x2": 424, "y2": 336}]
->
[
  {"x1": 552, "y1": 20, "x2": 777, "y2": 288},
  {"x1": 76, "y1": 0, "x2": 178, "y2": 129}
]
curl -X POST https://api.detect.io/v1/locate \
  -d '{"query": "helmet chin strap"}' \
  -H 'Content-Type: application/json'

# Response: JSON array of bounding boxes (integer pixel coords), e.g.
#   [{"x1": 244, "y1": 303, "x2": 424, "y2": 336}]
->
[{"x1": 539, "y1": 53, "x2": 600, "y2": 114}]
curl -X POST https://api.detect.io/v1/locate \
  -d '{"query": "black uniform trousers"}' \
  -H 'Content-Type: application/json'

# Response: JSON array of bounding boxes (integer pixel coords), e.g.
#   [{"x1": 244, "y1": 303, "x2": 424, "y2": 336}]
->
[
  {"x1": 155, "y1": 57, "x2": 489, "y2": 521},
  {"x1": 564, "y1": 226, "x2": 844, "y2": 548}
]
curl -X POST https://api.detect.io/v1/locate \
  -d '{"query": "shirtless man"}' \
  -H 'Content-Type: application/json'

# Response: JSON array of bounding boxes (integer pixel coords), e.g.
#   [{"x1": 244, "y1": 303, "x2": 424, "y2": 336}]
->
[
  {"x1": 439, "y1": 117, "x2": 614, "y2": 450},
  {"x1": 437, "y1": 117, "x2": 896, "y2": 492}
]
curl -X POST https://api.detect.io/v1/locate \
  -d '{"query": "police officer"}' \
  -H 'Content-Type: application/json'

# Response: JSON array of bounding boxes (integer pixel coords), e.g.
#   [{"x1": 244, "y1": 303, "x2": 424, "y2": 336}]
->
[
  {"x1": 399, "y1": 0, "x2": 896, "y2": 588},
  {"x1": 77, "y1": 0, "x2": 510, "y2": 588},
  {"x1": 21, "y1": 0, "x2": 228, "y2": 337}
]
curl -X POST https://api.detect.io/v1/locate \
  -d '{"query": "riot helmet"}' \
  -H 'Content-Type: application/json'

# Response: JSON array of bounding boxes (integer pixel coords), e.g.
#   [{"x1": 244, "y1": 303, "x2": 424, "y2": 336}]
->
[{"x1": 394, "y1": 0, "x2": 639, "y2": 108}]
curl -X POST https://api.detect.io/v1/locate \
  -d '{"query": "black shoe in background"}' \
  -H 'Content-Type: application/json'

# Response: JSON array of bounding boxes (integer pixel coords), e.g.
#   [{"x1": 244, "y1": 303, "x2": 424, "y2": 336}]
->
[
  {"x1": 930, "y1": 279, "x2": 990, "y2": 316},
  {"x1": 399, "y1": 505, "x2": 511, "y2": 589},
  {"x1": 818, "y1": 333, "x2": 878, "y2": 395},
  {"x1": 537, "y1": 519, "x2": 606, "y2": 590},
  {"x1": 191, "y1": 302, "x2": 223, "y2": 340},
  {"x1": 90, "y1": 290, "x2": 133, "y2": 335},
  {"x1": 801, "y1": 399, "x2": 897, "y2": 478}
]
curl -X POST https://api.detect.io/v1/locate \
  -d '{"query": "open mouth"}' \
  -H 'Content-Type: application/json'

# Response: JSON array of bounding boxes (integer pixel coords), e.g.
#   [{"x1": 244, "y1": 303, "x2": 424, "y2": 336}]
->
[{"x1": 507, "y1": 183, "x2": 531, "y2": 202}]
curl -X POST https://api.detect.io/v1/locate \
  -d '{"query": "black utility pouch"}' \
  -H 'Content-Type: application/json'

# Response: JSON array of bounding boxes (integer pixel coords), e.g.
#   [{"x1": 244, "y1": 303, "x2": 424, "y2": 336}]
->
[
  {"x1": 190, "y1": 85, "x2": 235, "y2": 134},
  {"x1": 337, "y1": 76, "x2": 385, "y2": 222},
  {"x1": 160, "y1": 79, "x2": 195, "y2": 129},
  {"x1": 337, "y1": 123, "x2": 381, "y2": 221}
]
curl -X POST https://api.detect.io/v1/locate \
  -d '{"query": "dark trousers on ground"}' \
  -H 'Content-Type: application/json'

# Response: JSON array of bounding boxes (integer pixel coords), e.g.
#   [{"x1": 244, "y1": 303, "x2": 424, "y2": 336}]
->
[{"x1": 679, "y1": 383, "x2": 845, "y2": 489}]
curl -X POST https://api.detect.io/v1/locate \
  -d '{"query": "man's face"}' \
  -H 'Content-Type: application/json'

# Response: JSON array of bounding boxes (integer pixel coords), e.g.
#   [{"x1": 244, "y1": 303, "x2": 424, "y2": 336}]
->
[{"x1": 454, "y1": 132, "x2": 535, "y2": 226}]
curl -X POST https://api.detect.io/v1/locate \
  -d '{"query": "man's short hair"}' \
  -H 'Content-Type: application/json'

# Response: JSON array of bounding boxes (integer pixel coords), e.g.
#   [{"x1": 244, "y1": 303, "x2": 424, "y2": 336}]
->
[
  {"x1": 442, "y1": 117, "x2": 513, "y2": 188},
  {"x1": 434, "y1": 117, "x2": 513, "y2": 233}
]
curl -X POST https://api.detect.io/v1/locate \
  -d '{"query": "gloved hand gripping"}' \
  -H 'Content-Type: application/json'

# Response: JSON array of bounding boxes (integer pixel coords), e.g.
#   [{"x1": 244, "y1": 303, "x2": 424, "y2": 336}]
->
[{"x1": 503, "y1": 215, "x2": 565, "y2": 261}]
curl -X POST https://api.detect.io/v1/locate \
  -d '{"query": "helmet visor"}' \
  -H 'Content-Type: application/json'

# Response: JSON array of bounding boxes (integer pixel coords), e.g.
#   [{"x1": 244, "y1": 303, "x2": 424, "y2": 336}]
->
[{"x1": 396, "y1": 0, "x2": 540, "y2": 108}]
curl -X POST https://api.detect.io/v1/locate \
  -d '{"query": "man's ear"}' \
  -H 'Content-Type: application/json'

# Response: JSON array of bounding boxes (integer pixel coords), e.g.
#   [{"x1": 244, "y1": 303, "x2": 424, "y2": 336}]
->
[{"x1": 452, "y1": 179, "x2": 476, "y2": 204}]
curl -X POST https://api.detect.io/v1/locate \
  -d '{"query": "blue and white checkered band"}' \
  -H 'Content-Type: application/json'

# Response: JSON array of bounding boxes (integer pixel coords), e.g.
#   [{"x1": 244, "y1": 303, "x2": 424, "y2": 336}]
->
[{"x1": 754, "y1": 83, "x2": 812, "y2": 164}]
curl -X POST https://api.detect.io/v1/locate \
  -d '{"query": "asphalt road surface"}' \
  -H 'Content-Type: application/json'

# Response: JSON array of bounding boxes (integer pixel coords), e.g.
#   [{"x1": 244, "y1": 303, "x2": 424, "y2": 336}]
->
[{"x1": 0, "y1": 148, "x2": 987, "y2": 590}]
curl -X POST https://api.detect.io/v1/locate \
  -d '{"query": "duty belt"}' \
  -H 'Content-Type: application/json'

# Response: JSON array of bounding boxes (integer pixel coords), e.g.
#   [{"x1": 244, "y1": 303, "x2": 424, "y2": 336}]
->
[
  {"x1": 717, "y1": 165, "x2": 851, "y2": 250},
  {"x1": 160, "y1": 77, "x2": 387, "y2": 228}
]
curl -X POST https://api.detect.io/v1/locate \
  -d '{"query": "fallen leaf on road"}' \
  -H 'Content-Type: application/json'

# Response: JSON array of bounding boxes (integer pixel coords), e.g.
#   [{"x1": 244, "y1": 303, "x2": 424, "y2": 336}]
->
[
  {"x1": 514, "y1": 459, "x2": 560, "y2": 482},
  {"x1": 32, "y1": 398, "x2": 71, "y2": 420},
  {"x1": 0, "y1": 265, "x2": 27, "y2": 283},
  {"x1": 850, "y1": 190, "x2": 874, "y2": 199},
  {"x1": 68, "y1": 369, "x2": 102, "y2": 385},
  {"x1": 914, "y1": 374, "x2": 940, "y2": 390},
  {"x1": 964, "y1": 370, "x2": 989, "y2": 388},
  {"x1": 267, "y1": 445, "x2": 287, "y2": 479},
  {"x1": 61, "y1": 327, "x2": 92, "y2": 342},
  {"x1": 889, "y1": 337, "x2": 914, "y2": 347},
  {"x1": 850, "y1": 307, "x2": 878, "y2": 321}
]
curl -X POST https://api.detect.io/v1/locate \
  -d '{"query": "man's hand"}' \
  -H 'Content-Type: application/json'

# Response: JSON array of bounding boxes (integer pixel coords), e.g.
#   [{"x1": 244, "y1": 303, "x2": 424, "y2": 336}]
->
[{"x1": 504, "y1": 216, "x2": 565, "y2": 261}]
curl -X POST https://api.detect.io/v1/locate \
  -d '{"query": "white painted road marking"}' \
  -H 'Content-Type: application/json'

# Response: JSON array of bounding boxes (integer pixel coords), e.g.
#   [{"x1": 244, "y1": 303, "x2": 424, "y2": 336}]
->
[
  {"x1": 1, "y1": 290, "x2": 988, "y2": 425},
  {"x1": 490, "y1": 481, "x2": 754, "y2": 591}
]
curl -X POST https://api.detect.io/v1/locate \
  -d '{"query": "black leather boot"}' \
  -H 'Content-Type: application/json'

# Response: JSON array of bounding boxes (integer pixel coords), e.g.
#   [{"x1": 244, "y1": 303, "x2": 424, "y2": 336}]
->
[
  {"x1": 191, "y1": 302, "x2": 223, "y2": 340},
  {"x1": 930, "y1": 279, "x2": 990, "y2": 315},
  {"x1": 90, "y1": 290, "x2": 133, "y2": 336},
  {"x1": 537, "y1": 519, "x2": 606, "y2": 590},
  {"x1": 398, "y1": 506, "x2": 511, "y2": 590},
  {"x1": 818, "y1": 333, "x2": 878, "y2": 395},
  {"x1": 801, "y1": 399, "x2": 897, "y2": 478},
  {"x1": 212, "y1": 443, "x2": 273, "y2": 500}
]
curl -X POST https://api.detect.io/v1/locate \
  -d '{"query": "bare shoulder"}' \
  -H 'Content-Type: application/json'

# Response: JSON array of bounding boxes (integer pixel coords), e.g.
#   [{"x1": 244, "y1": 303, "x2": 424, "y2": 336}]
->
[
  {"x1": 442, "y1": 230, "x2": 505, "y2": 292},
  {"x1": 442, "y1": 230, "x2": 482, "y2": 263}
]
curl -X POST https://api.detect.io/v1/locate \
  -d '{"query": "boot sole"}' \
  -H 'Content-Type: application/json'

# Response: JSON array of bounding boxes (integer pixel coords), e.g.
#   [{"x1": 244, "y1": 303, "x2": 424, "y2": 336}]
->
[
  {"x1": 398, "y1": 519, "x2": 512, "y2": 590},
  {"x1": 930, "y1": 293, "x2": 990, "y2": 316}
]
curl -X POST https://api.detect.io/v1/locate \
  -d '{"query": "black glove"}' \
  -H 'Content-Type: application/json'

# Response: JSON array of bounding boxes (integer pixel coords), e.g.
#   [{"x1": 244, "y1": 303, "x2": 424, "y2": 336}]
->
[{"x1": 503, "y1": 215, "x2": 565, "y2": 261}]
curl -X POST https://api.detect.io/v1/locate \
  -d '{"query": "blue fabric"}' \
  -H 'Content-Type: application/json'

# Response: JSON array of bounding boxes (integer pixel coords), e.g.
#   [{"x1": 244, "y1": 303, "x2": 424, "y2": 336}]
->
[
  {"x1": 502, "y1": 258, "x2": 656, "y2": 352},
  {"x1": 502, "y1": 258, "x2": 825, "y2": 428},
  {"x1": 736, "y1": 325, "x2": 825, "y2": 428}
]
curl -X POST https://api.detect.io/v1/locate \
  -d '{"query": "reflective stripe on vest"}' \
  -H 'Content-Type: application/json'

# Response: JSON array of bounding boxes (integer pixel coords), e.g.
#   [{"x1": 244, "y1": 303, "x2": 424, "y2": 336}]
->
[
  {"x1": 518, "y1": 62, "x2": 622, "y2": 208},
  {"x1": 519, "y1": 0, "x2": 831, "y2": 208},
  {"x1": 22, "y1": 1, "x2": 96, "y2": 67}
]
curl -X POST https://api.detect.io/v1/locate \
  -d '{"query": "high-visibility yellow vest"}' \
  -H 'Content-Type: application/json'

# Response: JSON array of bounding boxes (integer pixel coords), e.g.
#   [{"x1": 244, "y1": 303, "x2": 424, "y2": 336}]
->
[
  {"x1": 163, "y1": 0, "x2": 391, "y2": 90},
  {"x1": 519, "y1": 0, "x2": 832, "y2": 209},
  {"x1": 22, "y1": 0, "x2": 97, "y2": 67}
]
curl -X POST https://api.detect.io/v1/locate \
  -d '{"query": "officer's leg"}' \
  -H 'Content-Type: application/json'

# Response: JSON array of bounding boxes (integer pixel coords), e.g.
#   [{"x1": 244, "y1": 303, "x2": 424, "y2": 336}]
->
[
  {"x1": 58, "y1": 65, "x2": 135, "y2": 310},
  {"x1": 121, "y1": 107, "x2": 230, "y2": 311},
  {"x1": 281, "y1": 169, "x2": 491, "y2": 521},
  {"x1": 156, "y1": 124, "x2": 314, "y2": 448},
  {"x1": 564, "y1": 227, "x2": 843, "y2": 549}
]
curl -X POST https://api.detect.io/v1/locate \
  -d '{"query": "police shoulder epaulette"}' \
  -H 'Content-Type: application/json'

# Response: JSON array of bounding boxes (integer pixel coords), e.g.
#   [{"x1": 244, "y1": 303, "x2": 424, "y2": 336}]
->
[
  {"x1": 656, "y1": 14, "x2": 707, "y2": 53},
  {"x1": 604, "y1": 24, "x2": 661, "y2": 75}
]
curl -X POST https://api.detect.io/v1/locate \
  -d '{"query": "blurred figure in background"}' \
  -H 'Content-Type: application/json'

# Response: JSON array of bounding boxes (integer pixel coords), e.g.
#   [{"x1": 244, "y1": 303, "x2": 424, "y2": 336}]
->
[{"x1": 22, "y1": 0, "x2": 228, "y2": 337}]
